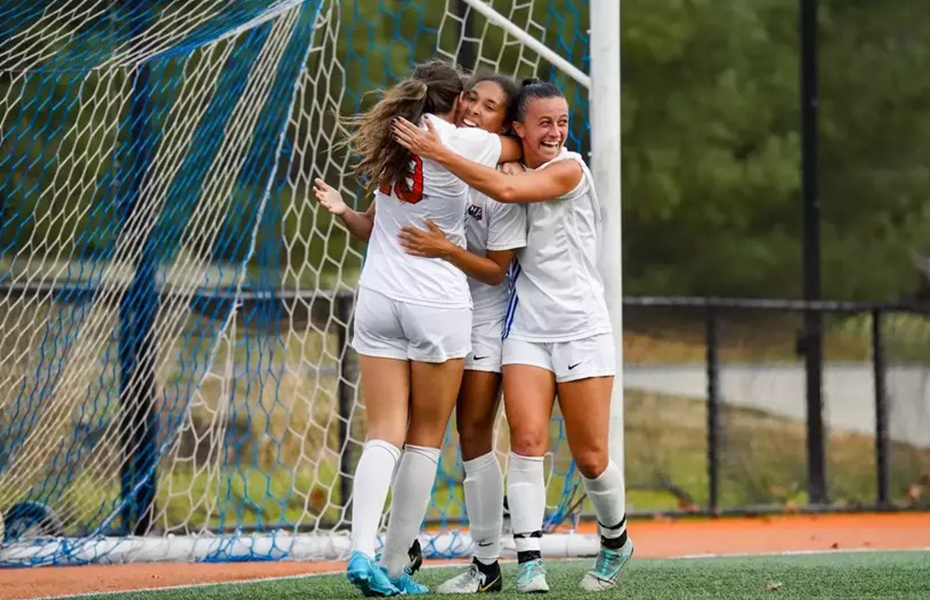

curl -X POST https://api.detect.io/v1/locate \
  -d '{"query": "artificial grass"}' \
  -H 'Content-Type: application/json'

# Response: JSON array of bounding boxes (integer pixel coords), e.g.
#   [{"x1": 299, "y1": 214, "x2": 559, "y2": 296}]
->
[{"x1": 71, "y1": 551, "x2": 930, "y2": 600}]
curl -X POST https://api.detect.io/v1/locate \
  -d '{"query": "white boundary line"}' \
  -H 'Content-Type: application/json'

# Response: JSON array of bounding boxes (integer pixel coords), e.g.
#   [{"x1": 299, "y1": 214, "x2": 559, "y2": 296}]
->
[
  {"x1": 23, "y1": 547, "x2": 930, "y2": 599},
  {"x1": 25, "y1": 569, "x2": 344, "y2": 600},
  {"x1": 24, "y1": 562, "x2": 461, "y2": 600}
]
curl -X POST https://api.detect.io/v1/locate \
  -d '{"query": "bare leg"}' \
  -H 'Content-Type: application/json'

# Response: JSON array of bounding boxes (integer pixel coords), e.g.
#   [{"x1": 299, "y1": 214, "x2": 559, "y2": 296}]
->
[{"x1": 382, "y1": 358, "x2": 464, "y2": 578}]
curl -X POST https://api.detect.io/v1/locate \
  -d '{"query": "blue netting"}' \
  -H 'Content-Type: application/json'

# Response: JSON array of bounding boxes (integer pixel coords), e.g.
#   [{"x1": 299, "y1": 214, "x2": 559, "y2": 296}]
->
[
  {"x1": 544, "y1": 0, "x2": 591, "y2": 155},
  {"x1": 0, "y1": 0, "x2": 323, "y2": 566},
  {"x1": 0, "y1": 0, "x2": 592, "y2": 566},
  {"x1": 0, "y1": 1, "x2": 308, "y2": 72}
]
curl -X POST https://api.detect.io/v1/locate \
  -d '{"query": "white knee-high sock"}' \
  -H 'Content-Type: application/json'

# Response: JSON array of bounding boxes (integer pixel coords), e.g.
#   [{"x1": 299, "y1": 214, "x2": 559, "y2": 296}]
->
[
  {"x1": 351, "y1": 439, "x2": 402, "y2": 557},
  {"x1": 382, "y1": 444, "x2": 441, "y2": 578},
  {"x1": 581, "y1": 459, "x2": 628, "y2": 547},
  {"x1": 507, "y1": 453, "x2": 545, "y2": 559},
  {"x1": 463, "y1": 451, "x2": 504, "y2": 565}
]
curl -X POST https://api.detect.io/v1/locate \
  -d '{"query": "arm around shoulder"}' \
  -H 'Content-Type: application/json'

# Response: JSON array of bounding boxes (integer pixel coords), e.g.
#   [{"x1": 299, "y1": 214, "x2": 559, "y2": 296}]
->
[
  {"x1": 391, "y1": 117, "x2": 581, "y2": 203},
  {"x1": 498, "y1": 136, "x2": 522, "y2": 163},
  {"x1": 492, "y1": 159, "x2": 583, "y2": 203}
]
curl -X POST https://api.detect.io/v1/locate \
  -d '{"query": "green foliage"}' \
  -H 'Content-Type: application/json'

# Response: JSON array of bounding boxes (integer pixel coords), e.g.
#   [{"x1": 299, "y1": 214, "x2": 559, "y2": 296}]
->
[
  {"x1": 621, "y1": 0, "x2": 930, "y2": 299},
  {"x1": 625, "y1": 390, "x2": 930, "y2": 511}
]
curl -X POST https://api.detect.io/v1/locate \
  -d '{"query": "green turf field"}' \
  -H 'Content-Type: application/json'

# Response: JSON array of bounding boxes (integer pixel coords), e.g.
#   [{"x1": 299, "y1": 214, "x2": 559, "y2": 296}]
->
[{"x1": 69, "y1": 551, "x2": 930, "y2": 600}]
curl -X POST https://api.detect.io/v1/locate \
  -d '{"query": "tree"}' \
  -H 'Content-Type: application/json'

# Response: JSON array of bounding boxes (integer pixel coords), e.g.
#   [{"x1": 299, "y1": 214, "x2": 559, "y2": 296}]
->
[{"x1": 620, "y1": 0, "x2": 930, "y2": 299}]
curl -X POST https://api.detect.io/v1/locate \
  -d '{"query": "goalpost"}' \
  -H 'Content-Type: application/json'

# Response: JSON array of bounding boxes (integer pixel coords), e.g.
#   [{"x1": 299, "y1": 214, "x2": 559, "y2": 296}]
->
[
  {"x1": 589, "y1": 0, "x2": 624, "y2": 486},
  {"x1": 0, "y1": 0, "x2": 621, "y2": 566}
]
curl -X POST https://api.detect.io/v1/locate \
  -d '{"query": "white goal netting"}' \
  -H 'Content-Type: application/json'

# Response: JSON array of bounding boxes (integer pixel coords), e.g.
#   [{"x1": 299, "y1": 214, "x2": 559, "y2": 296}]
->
[{"x1": 0, "y1": 0, "x2": 594, "y2": 566}]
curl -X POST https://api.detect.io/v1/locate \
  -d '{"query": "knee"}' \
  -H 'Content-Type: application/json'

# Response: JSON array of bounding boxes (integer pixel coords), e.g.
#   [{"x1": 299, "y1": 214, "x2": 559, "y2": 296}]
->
[
  {"x1": 458, "y1": 421, "x2": 494, "y2": 462},
  {"x1": 405, "y1": 423, "x2": 445, "y2": 448},
  {"x1": 509, "y1": 426, "x2": 548, "y2": 458},
  {"x1": 367, "y1": 423, "x2": 407, "y2": 450},
  {"x1": 406, "y1": 409, "x2": 452, "y2": 448},
  {"x1": 573, "y1": 448, "x2": 609, "y2": 480}
]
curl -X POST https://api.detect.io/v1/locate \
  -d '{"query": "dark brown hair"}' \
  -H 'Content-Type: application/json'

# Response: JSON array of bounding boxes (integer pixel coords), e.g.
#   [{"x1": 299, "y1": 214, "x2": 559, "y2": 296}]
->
[
  {"x1": 465, "y1": 73, "x2": 520, "y2": 126},
  {"x1": 347, "y1": 60, "x2": 464, "y2": 192},
  {"x1": 514, "y1": 78, "x2": 564, "y2": 122}
]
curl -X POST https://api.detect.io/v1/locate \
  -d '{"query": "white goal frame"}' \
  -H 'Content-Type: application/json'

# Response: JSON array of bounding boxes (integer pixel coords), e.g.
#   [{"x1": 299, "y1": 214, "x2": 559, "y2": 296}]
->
[
  {"x1": 0, "y1": 0, "x2": 623, "y2": 566},
  {"x1": 461, "y1": 0, "x2": 624, "y2": 469}
]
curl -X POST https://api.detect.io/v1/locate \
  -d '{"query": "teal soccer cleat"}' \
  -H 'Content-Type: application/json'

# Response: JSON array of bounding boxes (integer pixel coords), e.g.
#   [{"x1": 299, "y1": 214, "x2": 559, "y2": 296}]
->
[
  {"x1": 578, "y1": 537, "x2": 634, "y2": 592},
  {"x1": 386, "y1": 569, "x2": 430, "y2": 595},
  {"x1": 347, "y1": 551, "x2": 401, "y2": 597},
  {"x1": 516, "y1": 558, "x2": 549, "y2": 593}
]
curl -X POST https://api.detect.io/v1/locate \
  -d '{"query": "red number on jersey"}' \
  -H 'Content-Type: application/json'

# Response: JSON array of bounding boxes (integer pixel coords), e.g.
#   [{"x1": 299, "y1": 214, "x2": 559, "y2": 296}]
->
[{"x1": 379, "y1": 155, "x2": 424, "y2": 204}]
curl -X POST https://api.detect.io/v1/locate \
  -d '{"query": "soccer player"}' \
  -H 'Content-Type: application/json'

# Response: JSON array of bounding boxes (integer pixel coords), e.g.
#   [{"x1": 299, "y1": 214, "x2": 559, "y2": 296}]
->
[
  {"x1": 396, "y1": 73, "x2": 526, "y2": 594},
  {"x1": 313, "y1": 61, "x2": 519, "y2": 597},
  {"x1": 393, "y1": 79, "x2": 633, "y2": 594},
  {"x1": 318, "y1": 72, "x2": 525, "y2": 595}
]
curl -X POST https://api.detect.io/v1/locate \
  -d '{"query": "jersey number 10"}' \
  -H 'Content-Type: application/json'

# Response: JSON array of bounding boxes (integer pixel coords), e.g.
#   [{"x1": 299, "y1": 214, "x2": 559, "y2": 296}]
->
[{"x1": 380, "y1": 155, "x2": 424, "y2": 204}]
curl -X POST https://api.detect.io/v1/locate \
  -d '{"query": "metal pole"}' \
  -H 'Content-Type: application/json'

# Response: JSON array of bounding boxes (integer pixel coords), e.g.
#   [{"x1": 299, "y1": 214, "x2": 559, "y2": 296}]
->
[
  {"x1": 460, "y1": 0, "x2": 591, "y2": 88},
  {"x1": 336, "y1": 294, "x2": 357, "y2": 515},
  {"x1": 800, "y1": 0, "x2": 826, "y2": 505},
  {"x1": 118, "y1": 60, "x2": 158, "y2": 535},
  {"x1": 590, "y1": 0, "x2": 623, "y2": 475},
  {"x1": 872, "y1": 310, "x2": 890, "y2": 506},
  {"x1": 706, "y1": 309, "x2": 720, "y2": 511}
]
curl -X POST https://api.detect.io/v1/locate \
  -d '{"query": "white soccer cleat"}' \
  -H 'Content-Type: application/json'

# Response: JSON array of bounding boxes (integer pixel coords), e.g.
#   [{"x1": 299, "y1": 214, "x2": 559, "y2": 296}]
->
[
  {"x1": 516, "y1": 558, "x2": 549, "y2": 594},
  {"x1": 437, "y1": 560, "x2": 502, "y2": 594},
  {"x1": 578, "y1": 537, "x2": 634, "y2": 592}
]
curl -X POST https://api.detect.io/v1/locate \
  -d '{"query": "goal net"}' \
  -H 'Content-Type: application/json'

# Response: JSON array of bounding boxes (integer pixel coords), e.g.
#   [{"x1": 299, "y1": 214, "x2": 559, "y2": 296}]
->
[{"x1": 0, "y1": 0, "x2": 597, "y2": 566}]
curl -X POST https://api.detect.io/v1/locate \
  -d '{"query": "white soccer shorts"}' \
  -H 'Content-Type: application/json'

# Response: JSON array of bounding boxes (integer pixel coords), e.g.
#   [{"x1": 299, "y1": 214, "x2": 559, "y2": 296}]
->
[
  {"x1": 352, "y1": 287, "x2": 472, "y2": 363},
  {"x1": 501, "y1": 333, "x2": 616, "y2": 382},
  {"x1": 464, "y1": 317, "x2": 505, "y2": 373}
]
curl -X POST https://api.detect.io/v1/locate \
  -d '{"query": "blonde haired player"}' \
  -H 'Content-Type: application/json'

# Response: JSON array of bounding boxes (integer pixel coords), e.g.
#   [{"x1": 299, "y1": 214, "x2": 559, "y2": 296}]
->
[{"x1": 393, "y1": 79, "x2": 632, "y2": 594}]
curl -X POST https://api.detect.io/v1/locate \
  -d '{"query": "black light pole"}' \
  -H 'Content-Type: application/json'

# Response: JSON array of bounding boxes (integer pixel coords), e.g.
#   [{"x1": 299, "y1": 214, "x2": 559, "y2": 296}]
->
[{"x1": 800, "y1": 0, "x2": 827, "y2": 505}]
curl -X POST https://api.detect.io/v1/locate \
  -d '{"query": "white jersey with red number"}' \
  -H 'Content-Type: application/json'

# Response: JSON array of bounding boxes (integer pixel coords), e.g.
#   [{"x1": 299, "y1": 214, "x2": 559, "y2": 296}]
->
[
  {"x1": 503, "y1": 148, "x2": 611, "y2": 342},
  {"x1": 360, "y1": 114, "x2": 503, "y2": 308},
  {"x1": 465, "y1": 189, "x2": 527, "y2": 327}
]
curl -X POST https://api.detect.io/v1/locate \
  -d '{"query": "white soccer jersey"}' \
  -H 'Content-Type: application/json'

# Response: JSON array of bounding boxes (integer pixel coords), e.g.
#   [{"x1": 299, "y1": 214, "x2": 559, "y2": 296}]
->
[
  {"x1": 465, "y1": 188, "x2": 527, "y2": 326},
  {"x1": 360, "y1": 115, "x2": 503, "y2": 308},
  {"x1": 503, "y1": 149, "x2": 611, "y2": 342}
]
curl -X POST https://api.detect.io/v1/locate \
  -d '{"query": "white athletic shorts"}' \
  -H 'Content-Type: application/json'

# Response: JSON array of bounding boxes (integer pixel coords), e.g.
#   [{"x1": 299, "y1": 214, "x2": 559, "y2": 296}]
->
[
  {"x1": 352, "y1": 287, "x2": 472, "y2": 363},
  {"x1": 501, "y1": 333, "x2": 616, "y2": 383},
  {"x1": 464, "y1": 317, "x2": 504, "y2": 373}
]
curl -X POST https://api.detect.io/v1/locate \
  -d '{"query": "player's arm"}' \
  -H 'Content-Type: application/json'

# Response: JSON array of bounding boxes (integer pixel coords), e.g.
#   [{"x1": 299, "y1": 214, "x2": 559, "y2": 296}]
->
[
  {"x1": 498, "y1": 161, "x2": 526, "y2": 176},
  {"x1": 498, "y1": 136, "x2": 523, "y2": 163},
  {"x1": 313, "y1": 178, "x2": 375, "y2": 241},
  {"x1": 393, "y1": 117, "x2": 580, "y2": 203},
  {"x1": 341, "y1": 202, "x2": 376, "y2": 242},
  {"x1": 398, "y1": 219, "x2": 512, "y2": 286}
]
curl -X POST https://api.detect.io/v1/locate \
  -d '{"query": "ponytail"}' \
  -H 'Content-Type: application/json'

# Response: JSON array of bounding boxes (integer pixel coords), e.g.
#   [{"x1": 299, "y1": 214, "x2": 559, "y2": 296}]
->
[
  {"x1": 346, "y1": 60, "x2": 463, "y2": 192},
  {"x1": 346, "y1": 79, "x2": 428, "y2": 192}
]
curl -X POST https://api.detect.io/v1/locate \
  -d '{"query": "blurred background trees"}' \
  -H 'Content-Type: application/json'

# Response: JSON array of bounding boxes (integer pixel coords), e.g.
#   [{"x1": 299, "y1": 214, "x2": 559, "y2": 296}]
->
[{"x1": 621, "y1": 0, "x2": 930, "y2": 299}]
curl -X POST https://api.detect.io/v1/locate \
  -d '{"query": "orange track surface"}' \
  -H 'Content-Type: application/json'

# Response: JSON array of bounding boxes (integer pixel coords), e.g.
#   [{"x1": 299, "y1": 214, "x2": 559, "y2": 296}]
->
[{"x1": 1, "y1": 513, "x2": 928, "y2": 600}]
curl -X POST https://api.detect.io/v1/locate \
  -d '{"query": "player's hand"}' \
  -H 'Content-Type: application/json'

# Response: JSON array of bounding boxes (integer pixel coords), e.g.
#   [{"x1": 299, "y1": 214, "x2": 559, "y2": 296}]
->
[
  {"x1": 498, "y1": 161, "x2": 526, "y2": 176},
  {"x1": 313, "y1": 178, "x2": 348, "y2": 216},
  {"x1": 398, "y1": 219, "x2": 455, "y2": 259},
  {"x1": 392, "y1": 117, "x2": 442, "y2": 160}
]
